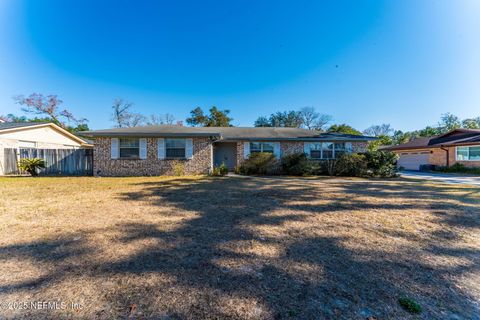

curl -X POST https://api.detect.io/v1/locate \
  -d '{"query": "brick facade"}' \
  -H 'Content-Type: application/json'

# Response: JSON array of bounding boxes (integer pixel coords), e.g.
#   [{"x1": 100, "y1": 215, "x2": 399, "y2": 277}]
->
[
  {"x1": 235, "y1": 142, "x2": 244, "y2": 167},
  {"x1": 94, "y1": 137, "x2": 213, "y2": 176},
  {"x1": 395, "y1": 146, "x2": 480, "y2": 168},
  {"x1": 94, "y1": 138, "x2": 371, "y2": 176},
  {"x1": 234, "y1": 141, "x2": 369, "y2": 168},
  {"x1": 281, "y1": 141, "x2": 304, "y2": 156}
]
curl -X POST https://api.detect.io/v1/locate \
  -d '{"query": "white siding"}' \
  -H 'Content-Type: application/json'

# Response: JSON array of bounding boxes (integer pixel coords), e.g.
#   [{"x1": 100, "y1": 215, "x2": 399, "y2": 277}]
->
[{"x1": 0, "y1": 126, "x2": 82, "y2": 147}]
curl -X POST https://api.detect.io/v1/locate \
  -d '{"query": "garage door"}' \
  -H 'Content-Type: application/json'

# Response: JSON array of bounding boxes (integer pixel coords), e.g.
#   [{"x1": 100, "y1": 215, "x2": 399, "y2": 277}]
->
[{"x1": 397, "y1": 152, "x2": 430, "y2": 170}]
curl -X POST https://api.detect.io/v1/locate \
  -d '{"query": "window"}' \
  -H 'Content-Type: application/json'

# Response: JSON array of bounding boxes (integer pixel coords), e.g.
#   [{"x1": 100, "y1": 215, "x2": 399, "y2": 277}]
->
[
  {"x1": 310, "y1": 143, "x2": 322, "y2": 159},
  {"x1": 457, "y1": 146, "x2": 480, "y2": 161},
  {"x1": 309, "y1": 142, "x2": 348, "y2": 159},
  {"x1": 250, "y1": 142, "x2": 274, "y2": 154},
  {"x1": 119, "y1": 138, "x2": 139, "y2": 159},
  {"x1": 166, "y1": 138, "x2": 186, "y2": 158},
  {"x1": 334, "y1": 143, "x2": 347, "y2": 158}
]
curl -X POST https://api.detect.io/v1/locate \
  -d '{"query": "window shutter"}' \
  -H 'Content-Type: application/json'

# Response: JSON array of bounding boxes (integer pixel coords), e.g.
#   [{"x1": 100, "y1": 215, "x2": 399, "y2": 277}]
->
[
  {"x1": 346, "y1": 142, "x2": 353, "y2": 153},
  {"x1": 111, "y1": 138, "x2": 119, "y2": 159},
  {"x1": 157, "y1": 138, "x2": 165, "y2": 159},
  {"x1": 139, "y1": 138, "x2": 147, "y2": 159},
  {"x1": 186, "y1": 138, "x2": 193, "y2": 159},
  {"x1": 243, "y1": 142, "x2": 250, "y2": 159},
  {"x1": 304, "y1": 142, "x2": 310, "y2": 158},
  {"x1": 273, "y1": 142, "x2": 281, "y2": 159}
]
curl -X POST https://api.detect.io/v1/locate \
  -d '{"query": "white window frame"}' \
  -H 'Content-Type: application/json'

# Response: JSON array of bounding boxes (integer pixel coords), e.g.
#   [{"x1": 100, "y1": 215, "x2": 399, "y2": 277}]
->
[
  {"x1": 165, "y1": 138, "x2": 187, "y2": 159},
  {"x1": 309, "y1": 142, "x2": 349, "y2": 159},
  {"x1": 119, "y1": 138, "x2": 140, "y2": 159},
  {"x1": 456, "y1": 145, "x2": 480, "y2": 161},
  {"x1": 250, "y1": 142, "x2": 274, "y2": 154}
]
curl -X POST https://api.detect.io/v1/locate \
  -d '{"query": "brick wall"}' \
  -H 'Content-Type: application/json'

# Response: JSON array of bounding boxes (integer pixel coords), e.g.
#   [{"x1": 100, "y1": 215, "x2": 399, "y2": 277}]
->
[
  {"x1": 429, "y1": 148, "x2": 447, "y2": 166},
  {"x1": 444, "y1": 146, "x2": 480, "y2": 168},
  {"x1": 235, "y1": 142, "x2": 244, "y2": 167},
  {"x1": 281, "y1": 142, "x2": 304, "y2": 156},
  {"x1": 351, "y1": 142, "x2": 368, "y2": 153},
  {"x1": 234, "y1": 141, "x2": 369, "y2": 168},
  {"x1": 93, "y1": 137, "x2": 213, "y2": 176}
]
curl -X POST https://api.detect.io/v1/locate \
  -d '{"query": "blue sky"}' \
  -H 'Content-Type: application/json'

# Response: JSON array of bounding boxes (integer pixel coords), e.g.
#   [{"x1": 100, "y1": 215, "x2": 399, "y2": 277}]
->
[{"x1": 0, "y1": 0, "x2": 479, "y2": 131}]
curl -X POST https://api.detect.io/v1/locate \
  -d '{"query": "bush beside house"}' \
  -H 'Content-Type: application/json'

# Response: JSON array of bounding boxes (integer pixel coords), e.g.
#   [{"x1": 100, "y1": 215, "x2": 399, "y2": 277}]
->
[
  {"x1": 237, "y1": 151, "x2": 398, "y2": 178},
  {"x1": 236, "y1": 153, "x2": 282, "y2": 175},
  {"x1": 435, "y1": 163, "x2": 480, "y2": 175},
  {"x1": 17, "y1": 158, "x2": 46, "y2": 176}
]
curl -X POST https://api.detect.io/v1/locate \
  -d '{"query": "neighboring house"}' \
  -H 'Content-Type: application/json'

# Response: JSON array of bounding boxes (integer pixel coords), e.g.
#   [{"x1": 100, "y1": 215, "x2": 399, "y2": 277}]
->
[
  {"x1": 84, "y1": 126, "x2": 376, "y2": 176},
  {"x1": 0, "y1": 122, "x2": 92, "y2": 175},
  {"x1": 384, "y1": 129, "x2": 480, "y2": 170}
]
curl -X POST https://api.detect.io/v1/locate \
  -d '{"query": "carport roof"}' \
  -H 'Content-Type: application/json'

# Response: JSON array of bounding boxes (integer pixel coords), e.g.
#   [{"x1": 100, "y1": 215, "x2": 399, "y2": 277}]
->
[{"x1": 385, "y1": 129, "x2": 480, "y2": 151}]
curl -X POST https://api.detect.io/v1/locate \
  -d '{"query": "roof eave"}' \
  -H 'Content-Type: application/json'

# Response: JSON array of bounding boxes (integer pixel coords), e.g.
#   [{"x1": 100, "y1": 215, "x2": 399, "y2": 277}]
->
[
  {"x1": 83, "y1": 132, "x2": 221, "y2": 138},
  {"x1": 220, "y1": 137, "x2": 376, "y2": 142},
  {"x1": 0, "y1": 122, "x2": 90, "y2": 146}
]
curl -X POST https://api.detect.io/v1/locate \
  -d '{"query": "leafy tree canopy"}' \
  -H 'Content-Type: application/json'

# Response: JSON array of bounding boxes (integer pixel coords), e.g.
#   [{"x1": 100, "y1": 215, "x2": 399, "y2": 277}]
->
[
  {"x1": 186, "y1": 106, "x2": 232, "y2": 127},
  {"x1": 254, "y1": 107, "x2": 331, "y2": 130},
  {"x1": 327, "y1": 124, "x2": 362, "y2": 135},
  {"x1": 254, "y1": 110, "x2": 303, "y2": 128}
]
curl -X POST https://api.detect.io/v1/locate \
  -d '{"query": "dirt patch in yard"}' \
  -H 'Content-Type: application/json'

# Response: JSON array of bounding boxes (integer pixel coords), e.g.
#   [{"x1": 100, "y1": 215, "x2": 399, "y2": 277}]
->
[{"x1": 0, "y1": 176, "x2": 479, "y2": 319}]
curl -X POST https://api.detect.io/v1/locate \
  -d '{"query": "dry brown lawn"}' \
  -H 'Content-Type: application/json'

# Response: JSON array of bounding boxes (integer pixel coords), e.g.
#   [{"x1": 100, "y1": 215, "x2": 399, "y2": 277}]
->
[{"x1": 0, "y1": 175, "x2": 479, "y2": 319}]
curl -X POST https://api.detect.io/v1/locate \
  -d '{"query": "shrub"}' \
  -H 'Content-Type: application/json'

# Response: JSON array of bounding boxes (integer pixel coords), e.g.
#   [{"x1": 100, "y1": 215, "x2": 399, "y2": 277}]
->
[
  {"x1": 335, "y1": 153, "x2": 368, "y2": 177},
  {"x1": 173, "y1": 162, "x2": 185, "y2": 176},
  {"x1": 398, "y1": 297, "x2": 422, "y2": 314},
  {"x1": 238, "y1": 152, "x2": 279, "y2": 175},
  {"x1": 281, "y1": 153, "x2": 309, "y2": 175},
  {"x1": 18, "y1": 158, "x2": 46, "y2": 176},
  {"x1": 324, "y1": 159, "x2": 338, "y2": 176},
  {"x1": 437, "y1": 163, "x2": 480, "y2": 175},
  {"x1": 364, "y1": 150, "x2": 398, "y2": 177},
  {"x1": 211, "y1": 162, "x2": 228, "y2": 176},
  {"x1": 307, "y1": 160, "x2": 326, "y2": 175}
]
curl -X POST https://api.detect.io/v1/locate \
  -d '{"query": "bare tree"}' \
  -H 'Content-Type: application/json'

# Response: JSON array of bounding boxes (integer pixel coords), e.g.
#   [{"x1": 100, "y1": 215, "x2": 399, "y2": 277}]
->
[
  {"x1": 299, "y1": 107, "x2": 317, "y2": 129},
  {"x1": 14, "y1": 93, "x2": 87, "y2": 128},
  {"x1": 111, "y1": 98, "x2": 145, "y2": 128},
  {"x1": 299, "y1": 107, "x2": 332, "y2": 130},
  {"x1": 312, "y1": 114, "x2": 333, "y2": 131},
  {"x1": 147, "y1": 113, "x2": 176, "y2": 125},
  {"x1": 363, "y1": 123, "x2": 394, "y2": 137}
]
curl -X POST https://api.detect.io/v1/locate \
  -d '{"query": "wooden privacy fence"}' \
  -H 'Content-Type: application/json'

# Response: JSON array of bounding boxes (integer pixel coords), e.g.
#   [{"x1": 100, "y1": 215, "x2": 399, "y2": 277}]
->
[{"x1": 3, "y1": 148, "x2": 93, "y2": 176}]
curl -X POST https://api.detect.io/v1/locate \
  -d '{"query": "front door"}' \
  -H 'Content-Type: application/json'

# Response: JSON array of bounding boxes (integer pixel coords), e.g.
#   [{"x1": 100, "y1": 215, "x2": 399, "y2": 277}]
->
[{"x1": 213, "y1": 143, "x2": 237, "y2": 170}]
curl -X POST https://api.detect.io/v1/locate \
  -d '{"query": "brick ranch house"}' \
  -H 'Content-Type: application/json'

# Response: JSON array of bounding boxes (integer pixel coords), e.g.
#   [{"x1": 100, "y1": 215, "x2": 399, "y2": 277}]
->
[
  {"x1": 384, "y1": 129, "x2": 480, "y2": 170},
  {"x1": 83, "y1": 126, "x2": 376, "y2": 176}
]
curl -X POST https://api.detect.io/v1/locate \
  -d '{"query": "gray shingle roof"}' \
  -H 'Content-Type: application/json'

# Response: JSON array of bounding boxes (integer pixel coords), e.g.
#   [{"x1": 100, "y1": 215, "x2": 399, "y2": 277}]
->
[
  {"x1": 83, "y1": 125, "x2": 376, "y2": 142},
  {"x1": 0, "y1": 122, "x2": 49, "y2": 130}
]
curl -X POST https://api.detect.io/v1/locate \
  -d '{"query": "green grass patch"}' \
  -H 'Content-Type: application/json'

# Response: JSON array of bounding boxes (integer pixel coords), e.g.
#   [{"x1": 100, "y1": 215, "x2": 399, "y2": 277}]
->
[{"x1": 398, "y1": 297, "x2": 422, "y2": 314}]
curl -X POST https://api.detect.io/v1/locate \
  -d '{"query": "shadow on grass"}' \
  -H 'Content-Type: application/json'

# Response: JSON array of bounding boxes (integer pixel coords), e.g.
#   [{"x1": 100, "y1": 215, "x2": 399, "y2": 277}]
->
[{"x1": 0, "y1": 177, "x2": 479, "y2": 319}]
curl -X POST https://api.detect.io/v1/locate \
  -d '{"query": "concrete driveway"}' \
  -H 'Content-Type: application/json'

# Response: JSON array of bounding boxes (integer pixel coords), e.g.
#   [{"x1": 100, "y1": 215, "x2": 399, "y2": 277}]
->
[{"x1": 400, "y1": 171, "x2": 480, "y2": 186}]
